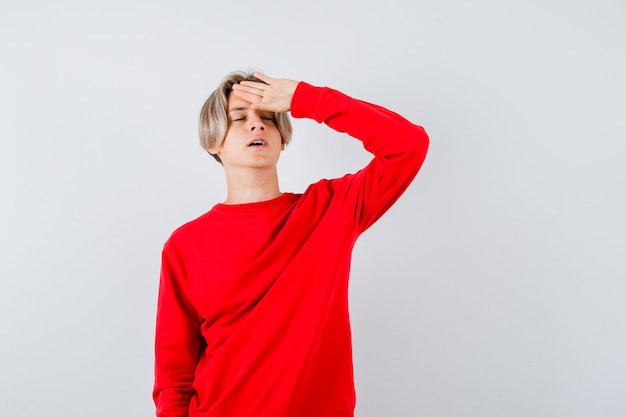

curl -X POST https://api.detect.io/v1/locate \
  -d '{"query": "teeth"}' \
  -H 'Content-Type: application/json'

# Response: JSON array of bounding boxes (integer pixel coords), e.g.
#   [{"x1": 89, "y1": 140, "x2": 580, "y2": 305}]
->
[{"x1": 250, "y1": 140, "x2": 265, "y2": 146}]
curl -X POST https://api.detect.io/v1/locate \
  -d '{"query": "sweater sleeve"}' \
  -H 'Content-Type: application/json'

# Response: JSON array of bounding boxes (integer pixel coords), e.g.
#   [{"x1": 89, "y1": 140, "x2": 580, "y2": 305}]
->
[
  {"x1": 290, "y1": 82, "x2": 429, "y2": 233},
  {"x1": 153, "y1": 242, "x2": 203, "y2": 417}
]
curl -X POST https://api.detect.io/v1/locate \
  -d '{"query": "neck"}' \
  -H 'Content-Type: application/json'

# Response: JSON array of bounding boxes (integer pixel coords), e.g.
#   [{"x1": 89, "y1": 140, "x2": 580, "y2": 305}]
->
[{"x1": 222, "y1": 166, "x2": 282, "y2": 205}]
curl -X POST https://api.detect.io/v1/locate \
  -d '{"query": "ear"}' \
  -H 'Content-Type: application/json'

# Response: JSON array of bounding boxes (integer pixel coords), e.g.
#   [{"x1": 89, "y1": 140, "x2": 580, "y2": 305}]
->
[{"x1": 207, "y1": 145, "x2": 221, "y2": 156}]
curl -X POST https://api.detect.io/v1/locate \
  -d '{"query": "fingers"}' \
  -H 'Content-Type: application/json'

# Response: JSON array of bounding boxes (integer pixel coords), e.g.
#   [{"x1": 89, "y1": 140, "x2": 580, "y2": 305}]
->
[
  {"x1": 230, "y1": 89, "x2": 279, "y2": 112},
  {"x1": 232, "y1": 83, "x2": 263, "y2": 97},
  {"x1": 231, "y1": 80, "x2": 267, "y2": 104},
  {"x1": 253, "y1": 72, "x2": 273, "y2": 84},
  {"x1": 238, "y1": 80, "x2": 267, "y2": 90},
  {"x1": 230, "y1": 88, "x2": 260, "y2": 106},
  {"x1": 229, "y1": 73, "x2": 292, "y2": 113},
  {"x1": 234, "y1": 72, "x2": 273, "y2": 92}
]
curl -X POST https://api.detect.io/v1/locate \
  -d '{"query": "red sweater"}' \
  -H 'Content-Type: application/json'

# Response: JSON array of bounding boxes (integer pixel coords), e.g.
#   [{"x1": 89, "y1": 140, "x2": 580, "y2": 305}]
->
[{"x1": 153, "y1": 82, "x2": 429, "y2": 417}]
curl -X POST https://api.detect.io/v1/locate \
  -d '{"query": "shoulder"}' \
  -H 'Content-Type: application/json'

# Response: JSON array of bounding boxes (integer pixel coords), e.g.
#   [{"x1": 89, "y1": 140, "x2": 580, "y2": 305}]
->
[
  {"x1": 163, "y1": 208, "x2": 218, "y2": 252},
  {"x1": 295, "y1": 173, "x2": 360, "y2": 208}
]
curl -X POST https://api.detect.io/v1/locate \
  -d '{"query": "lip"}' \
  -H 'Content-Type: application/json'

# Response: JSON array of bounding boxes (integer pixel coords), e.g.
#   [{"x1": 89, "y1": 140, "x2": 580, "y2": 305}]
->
[{"x1": 247, "y1": 137, "x2": 267, "y2": 147}]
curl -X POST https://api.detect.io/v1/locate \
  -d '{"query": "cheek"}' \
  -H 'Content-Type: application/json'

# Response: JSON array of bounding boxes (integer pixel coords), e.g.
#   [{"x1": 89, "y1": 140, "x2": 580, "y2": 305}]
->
[
  {"x1": 270, "y1": 126, "x2": 282, "y2": 139},
  {"x1": 222, "y1": 128, "x2": 241, "y2": 145}
]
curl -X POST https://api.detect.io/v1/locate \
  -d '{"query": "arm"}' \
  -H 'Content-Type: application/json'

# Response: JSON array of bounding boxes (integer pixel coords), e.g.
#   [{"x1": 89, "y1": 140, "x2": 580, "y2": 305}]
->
[
  {"x1": 153, "y1": 244, "x2": 203, "y2": 417},
  {"x1": 291, "y1": 82, "x2": 429, "y2": 232},
  {"x1": 233, "y1": 73, "x2": 429, "y2": 233}
]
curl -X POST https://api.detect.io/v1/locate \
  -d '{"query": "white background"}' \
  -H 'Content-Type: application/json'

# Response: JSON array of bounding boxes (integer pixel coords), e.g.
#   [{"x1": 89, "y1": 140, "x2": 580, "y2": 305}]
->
[{"x1": 1, "y1": 1, "x2": 625, "y2": 416}]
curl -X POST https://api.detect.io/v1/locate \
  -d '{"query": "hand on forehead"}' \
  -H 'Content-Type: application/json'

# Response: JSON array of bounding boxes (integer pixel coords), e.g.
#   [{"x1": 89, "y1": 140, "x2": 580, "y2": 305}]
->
[{"x1": 230, "y1": 73, "x2": 297, "y2": 113}]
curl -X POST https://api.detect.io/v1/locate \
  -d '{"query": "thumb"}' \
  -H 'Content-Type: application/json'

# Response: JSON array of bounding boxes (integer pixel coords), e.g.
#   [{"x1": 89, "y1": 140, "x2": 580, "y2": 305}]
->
[{"x1": 251, "y1": 101, "x2": 285, "y2": 113}]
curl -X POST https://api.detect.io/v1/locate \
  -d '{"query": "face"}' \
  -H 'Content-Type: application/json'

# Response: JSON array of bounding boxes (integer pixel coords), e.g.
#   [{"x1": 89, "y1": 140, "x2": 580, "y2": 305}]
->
[{"x1": 210, "y1": 92, "x2": 284, "y2": 170}]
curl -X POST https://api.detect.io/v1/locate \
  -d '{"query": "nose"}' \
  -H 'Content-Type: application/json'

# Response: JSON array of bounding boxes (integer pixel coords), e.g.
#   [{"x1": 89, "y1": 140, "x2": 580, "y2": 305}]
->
[{"x1": 248, "y1": 112, "x2": 265, "y2": 131}]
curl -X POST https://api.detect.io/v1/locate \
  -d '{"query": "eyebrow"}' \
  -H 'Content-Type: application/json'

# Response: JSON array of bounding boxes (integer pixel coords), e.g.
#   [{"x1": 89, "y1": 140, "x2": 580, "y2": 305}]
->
[{"x1": 228, "y1": 108, "x2": 274, "y2": 118}]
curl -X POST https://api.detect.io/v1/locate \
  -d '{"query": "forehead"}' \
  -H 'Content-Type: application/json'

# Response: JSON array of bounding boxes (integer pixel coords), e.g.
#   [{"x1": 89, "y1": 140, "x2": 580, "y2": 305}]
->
[{"x1": 227, "y1": 92, "x2": 251, "y2": 112}]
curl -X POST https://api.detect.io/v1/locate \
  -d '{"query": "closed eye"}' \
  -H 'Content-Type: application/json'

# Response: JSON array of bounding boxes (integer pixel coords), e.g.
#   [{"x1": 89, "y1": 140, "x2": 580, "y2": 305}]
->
[
  {"x1": 229, "y1": 113, "x2": 273, "y2": 123},
  {"x1": 261, "y1": 113, "x2": 275, "y2": 122}
]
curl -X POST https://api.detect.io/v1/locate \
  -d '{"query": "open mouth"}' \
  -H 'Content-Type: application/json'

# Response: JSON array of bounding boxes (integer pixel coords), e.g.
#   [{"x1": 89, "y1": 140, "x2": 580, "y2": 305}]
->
[{"x1": 248, "y1": 139, "x2": 266, "y2": 147}]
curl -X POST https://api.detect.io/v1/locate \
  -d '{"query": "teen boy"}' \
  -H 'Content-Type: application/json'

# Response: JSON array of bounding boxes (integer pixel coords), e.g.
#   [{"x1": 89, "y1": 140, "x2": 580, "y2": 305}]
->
[{"x1": 153, "y1": 71, "x2": 429, "y2": 417}]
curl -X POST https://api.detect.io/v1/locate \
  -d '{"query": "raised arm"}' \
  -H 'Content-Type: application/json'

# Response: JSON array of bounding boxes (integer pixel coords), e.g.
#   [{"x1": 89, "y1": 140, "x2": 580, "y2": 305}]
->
[
  {"x1": 233, "y1": 73, "x2": 429, "y2": 232},
  {"x1": 290, "y1": 81, "x2": 429, "y2": 233}
]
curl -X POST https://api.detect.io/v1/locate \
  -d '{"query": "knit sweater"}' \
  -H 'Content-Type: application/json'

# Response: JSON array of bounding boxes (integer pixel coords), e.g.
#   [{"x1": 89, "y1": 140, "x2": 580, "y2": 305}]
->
[{"x1": 153, "y1": 81, "x2": 429, "y2": 417}]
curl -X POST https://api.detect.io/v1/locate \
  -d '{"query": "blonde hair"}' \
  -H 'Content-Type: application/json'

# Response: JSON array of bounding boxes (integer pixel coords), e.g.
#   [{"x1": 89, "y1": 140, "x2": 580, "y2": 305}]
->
[{"x1": 199, "y1": 71, "x2": 293, "y2": 164}]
